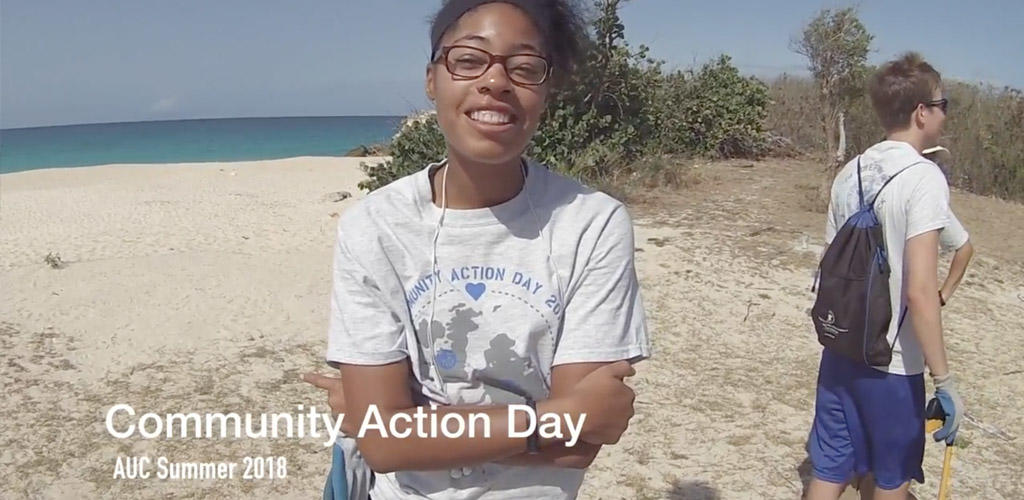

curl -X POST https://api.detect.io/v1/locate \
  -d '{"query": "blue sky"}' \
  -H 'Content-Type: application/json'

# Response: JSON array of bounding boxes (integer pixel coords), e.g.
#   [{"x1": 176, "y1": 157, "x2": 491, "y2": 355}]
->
[{"x1": 2, "y1": 0, "x2": 1021, "y2": 129}]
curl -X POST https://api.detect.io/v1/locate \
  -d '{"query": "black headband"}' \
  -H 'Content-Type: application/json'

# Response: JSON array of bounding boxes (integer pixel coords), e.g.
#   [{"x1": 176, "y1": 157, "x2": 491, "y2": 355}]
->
[{"x1": 430, "y1": 0, "x2": 549, "y2": 60}]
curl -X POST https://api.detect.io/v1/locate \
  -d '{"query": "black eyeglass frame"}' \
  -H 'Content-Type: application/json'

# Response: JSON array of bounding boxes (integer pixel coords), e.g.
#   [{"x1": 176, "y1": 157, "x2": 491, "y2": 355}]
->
[
  {"x1": 921, "y1": 98, "x2": 949, "y2": 114},
  {"x1": 433, "y1": 45, "x2": 552, "y2": 86}
]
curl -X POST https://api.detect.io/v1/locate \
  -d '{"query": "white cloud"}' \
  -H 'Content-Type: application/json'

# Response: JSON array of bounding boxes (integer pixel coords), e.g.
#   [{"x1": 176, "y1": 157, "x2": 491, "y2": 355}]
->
[{"x1": 150, "y1": 97, "x2": 177, "y2": 112}]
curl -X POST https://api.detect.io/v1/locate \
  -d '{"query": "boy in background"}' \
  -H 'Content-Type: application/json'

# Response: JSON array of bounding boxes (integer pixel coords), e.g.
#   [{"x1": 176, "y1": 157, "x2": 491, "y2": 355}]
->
[{"x1": 806, "y1": 53, "x2": 964, "y2": 500}]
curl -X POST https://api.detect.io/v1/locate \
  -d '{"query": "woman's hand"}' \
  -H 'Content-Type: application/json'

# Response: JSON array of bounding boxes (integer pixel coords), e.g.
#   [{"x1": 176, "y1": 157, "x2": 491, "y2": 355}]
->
[
  {"x1": 302, "y1": 372, "x2": 357, "y2": 435},
  {"x1": 563, "y1": 360, "x2": 637, "y2": 445}
]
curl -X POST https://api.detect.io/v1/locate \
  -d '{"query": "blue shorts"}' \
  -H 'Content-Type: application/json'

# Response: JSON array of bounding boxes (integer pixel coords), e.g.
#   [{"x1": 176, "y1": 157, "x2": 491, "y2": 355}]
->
[{"x1": 809, "y1": 349, "x2": 925, "y2": 489}]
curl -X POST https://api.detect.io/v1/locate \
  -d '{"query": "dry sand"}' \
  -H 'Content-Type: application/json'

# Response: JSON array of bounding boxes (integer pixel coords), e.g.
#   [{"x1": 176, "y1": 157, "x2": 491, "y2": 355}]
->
[{"x1": 1, "y1": 156, "x2": 1021, "y2": 499}]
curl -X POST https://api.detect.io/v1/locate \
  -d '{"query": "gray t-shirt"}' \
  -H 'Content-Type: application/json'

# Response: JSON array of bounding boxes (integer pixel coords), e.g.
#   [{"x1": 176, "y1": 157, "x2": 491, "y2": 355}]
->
[{"x1": 325, "y1": 159, "x2": 651, "y2": 499}]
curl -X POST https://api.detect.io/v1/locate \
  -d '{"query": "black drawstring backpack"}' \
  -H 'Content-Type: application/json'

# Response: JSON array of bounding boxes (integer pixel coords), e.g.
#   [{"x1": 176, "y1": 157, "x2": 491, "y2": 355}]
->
[{"x1": 811, "y1": 156, "x2": 920, "y2": 366}]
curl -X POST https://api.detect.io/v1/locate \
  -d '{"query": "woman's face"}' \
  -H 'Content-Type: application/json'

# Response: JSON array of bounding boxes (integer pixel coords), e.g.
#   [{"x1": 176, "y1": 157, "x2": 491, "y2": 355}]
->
[{"x1": 427, "y1": 3, "x2": 550, "y2": 166}]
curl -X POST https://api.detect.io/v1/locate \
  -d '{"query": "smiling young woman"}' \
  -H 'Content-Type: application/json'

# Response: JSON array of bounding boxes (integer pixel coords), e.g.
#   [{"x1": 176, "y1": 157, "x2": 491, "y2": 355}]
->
[{"x1": 305, "y1": 2, "x2": 652, "y2": 499}]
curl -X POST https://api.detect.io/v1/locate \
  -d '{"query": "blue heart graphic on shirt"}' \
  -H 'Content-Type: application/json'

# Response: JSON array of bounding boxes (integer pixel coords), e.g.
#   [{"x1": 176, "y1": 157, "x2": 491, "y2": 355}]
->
[{"x1": 465, "y1": 282, "x2": 486, "y2": 300}]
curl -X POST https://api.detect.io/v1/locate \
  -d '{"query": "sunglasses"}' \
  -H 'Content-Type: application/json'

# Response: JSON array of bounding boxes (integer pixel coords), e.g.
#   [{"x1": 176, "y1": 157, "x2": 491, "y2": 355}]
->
[{"x1": 922, "y1": 98, "x2": 949, "y2": 114}]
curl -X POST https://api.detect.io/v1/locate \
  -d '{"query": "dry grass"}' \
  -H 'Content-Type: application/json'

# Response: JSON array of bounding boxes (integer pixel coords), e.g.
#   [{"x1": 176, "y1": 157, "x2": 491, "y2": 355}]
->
[
  {"x1": 589, "y1": 155, "x2": 706, "y2": 204},
  {"x1": 767, "y1": 75, "x2": 1024, "y2": 203}
]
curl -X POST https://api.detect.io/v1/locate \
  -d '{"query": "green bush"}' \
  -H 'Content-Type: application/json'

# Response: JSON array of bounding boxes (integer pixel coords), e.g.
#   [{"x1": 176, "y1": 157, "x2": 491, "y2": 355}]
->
[
  {"x1": 793, "y1": 7, "x2": 872, "y2": 166},
  {"x1": 654, "y1": 55, "x2": 769, "y2": 158},
  {"x1": 529, "y1": 0, "x2": 663, "y2": 182},
  {"x1": 358, "y1": 114, "x2": 445, "y2": 192}
]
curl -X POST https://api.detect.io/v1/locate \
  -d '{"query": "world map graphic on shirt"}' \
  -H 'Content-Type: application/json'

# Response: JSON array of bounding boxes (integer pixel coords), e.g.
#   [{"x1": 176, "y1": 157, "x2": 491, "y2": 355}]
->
[{"x1": 405, "y1": 265, "x2": 559, "y2": 405}]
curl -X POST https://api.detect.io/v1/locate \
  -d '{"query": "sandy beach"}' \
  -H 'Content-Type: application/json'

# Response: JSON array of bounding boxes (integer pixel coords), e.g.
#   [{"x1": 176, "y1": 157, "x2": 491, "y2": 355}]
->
[{"x1": 2, "y1": 156, "x2": 1022, "y2": 499}]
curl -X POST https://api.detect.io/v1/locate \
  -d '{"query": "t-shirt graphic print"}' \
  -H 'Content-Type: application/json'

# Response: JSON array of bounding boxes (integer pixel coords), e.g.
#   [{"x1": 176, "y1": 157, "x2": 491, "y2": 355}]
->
[{"x1": 325, "y1": 159, "x2": 651, "y2": 499}]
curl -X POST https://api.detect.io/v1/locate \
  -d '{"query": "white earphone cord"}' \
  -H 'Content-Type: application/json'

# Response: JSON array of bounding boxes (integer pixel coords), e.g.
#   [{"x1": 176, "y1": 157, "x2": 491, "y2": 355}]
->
[
  {"x1": 426, "y1": 162, "x2": 450, "y2": 403},
  {"x1": 426, "y1": 159, "x2": 565, "y2": 479},
  {"x1": 521, "y1": 161, "x2": 565, "y2": 301},
  {"x1": 426, "y1": 159, "x2": 565, "y2": 395}
]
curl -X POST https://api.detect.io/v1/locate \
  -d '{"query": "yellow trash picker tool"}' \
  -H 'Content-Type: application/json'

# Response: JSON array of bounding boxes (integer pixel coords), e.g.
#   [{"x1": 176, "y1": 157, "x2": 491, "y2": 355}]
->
[{"x1": 925, "y1": 398, "x2": 954, "y2": 500}]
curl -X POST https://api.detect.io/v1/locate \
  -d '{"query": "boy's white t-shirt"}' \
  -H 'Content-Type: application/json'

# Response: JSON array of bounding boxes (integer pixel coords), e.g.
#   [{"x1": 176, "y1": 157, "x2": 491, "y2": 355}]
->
[
  {"x1": 325, "y1": 159, "x2": 651, "y2": 499},
  {"x1": 826, "y1": 141, "x2": 951, "y2": 376},
  {"x1": 940, "y1": 210, "x2": 969, "y2": 252}
]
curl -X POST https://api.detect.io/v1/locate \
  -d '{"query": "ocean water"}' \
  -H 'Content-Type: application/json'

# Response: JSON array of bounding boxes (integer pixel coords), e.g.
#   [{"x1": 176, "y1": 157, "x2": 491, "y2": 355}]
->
[{"x1": 0, "y1": 116, "x2": 403, "y2": 174}]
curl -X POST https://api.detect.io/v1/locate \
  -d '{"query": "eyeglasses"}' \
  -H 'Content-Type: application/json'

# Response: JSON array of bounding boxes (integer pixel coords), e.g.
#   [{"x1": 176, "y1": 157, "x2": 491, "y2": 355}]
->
[
  {"x1": 922, "y1": 98, "x2": 949, "y2": 114},
  {"x1": 436, "y1": 45, "x2": 550, "y2": 86}
]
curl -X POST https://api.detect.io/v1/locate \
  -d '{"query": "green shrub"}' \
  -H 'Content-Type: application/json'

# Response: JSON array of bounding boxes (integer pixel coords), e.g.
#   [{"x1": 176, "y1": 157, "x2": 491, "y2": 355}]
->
[
  {"x1": 793, "y1": 7, "x2": 872, "y2": 166},
  {"x1": 530, "y1": 0, "x2": 663, "y2": 182},
  {"x1": 358, "y1": 114, "x2": 445, "y2": 192},
  {"x1": 655, "y1": 55, "x2": 769, "y2": 158}
]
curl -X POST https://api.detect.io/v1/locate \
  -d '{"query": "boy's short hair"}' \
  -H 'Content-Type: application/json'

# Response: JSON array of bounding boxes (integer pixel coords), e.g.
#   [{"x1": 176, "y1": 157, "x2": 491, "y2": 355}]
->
[{"x1": 869, "y1": 52, "x2": 942, "y2": 132}]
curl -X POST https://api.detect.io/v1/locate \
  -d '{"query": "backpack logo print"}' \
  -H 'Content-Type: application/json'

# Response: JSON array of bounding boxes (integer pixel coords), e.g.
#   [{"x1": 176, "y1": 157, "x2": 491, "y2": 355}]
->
[{"x1": 817, "y1": 310, "x2": 848, "y2": 339}]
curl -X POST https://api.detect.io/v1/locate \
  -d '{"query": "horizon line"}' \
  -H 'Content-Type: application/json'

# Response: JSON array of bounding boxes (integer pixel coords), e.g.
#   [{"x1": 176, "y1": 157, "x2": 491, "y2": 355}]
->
[{"x1": 0, "y1": 114, "x2": 408, "y2": 132}]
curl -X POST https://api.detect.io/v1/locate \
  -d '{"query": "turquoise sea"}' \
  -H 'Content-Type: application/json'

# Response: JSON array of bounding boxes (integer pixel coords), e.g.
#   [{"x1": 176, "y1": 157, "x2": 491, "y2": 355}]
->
[{"x1": 0, "y1": 116, "x2": 403, "y2": 174}]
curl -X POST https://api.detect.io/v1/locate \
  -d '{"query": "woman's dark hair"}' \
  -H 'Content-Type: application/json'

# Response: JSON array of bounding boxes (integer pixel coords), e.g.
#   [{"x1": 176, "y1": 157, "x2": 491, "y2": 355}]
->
[{"x1": 429, "y1": 0, "x2": 587, "y2": 87}]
